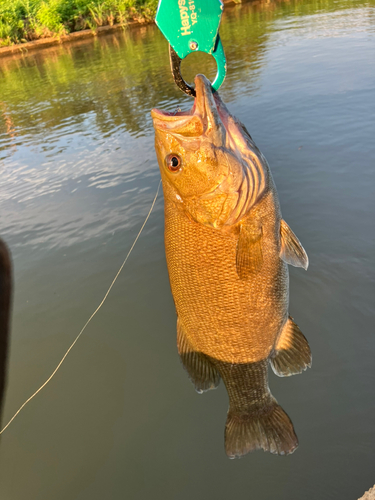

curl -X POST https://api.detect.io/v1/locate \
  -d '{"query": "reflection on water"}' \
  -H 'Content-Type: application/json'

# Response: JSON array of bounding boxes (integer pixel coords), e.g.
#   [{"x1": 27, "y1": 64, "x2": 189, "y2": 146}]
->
[{"x1": 0, "y1": 0, "x2": 374, "y2": 498}]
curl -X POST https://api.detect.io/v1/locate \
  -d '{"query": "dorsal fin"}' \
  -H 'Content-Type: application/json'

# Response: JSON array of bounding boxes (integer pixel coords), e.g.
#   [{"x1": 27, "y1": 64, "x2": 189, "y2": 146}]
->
[{"x1": 280, "y1": 220, "x2": 308, "y2": 270}]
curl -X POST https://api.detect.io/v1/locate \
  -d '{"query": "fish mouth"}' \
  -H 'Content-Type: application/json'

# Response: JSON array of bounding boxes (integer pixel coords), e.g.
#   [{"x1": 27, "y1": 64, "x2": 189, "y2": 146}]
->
[
  {"x1": 151, "y1": 75, "x2": 224, "y2": 138},
  {"x1": 150, "y1": 103, "x2": 195, "y2": 122}
]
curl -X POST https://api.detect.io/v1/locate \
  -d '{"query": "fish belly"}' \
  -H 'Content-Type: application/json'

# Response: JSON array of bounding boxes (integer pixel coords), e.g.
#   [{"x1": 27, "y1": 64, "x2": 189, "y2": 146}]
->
[{"x1": 164, "y1": 191, "x2": 288, "y2": 365}]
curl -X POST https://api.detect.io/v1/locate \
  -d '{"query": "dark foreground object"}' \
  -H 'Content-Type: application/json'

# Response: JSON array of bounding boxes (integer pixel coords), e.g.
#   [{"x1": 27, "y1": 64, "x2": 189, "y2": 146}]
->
[{"x1": 0, "y1": 240, "x2": 11, "y2": 425}]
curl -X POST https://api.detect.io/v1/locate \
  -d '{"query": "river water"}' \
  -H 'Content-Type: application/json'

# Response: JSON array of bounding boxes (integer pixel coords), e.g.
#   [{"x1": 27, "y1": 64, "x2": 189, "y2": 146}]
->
[{"x1": 0, "y1": 1, "x2": 374, "y2": 498}]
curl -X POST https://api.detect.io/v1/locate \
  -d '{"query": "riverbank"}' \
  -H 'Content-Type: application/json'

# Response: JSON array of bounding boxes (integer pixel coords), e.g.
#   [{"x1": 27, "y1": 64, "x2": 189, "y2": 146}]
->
[
  {"x1": 0, "y1": 0, "x2": 242, "y2": 55},
  {"x1": 1, "y1": 0, "x2": 359, "y2": 57},
  {"x1": 0, "y1": 21, "x2": 149, "y2": 57},
  {"x1": 0, "y1": 0, "x2": 157, "y2": 48}
]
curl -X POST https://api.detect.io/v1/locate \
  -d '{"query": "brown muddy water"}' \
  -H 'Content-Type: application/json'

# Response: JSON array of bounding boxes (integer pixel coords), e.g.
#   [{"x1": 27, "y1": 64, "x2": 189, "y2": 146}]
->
[{"x1": 0, "y1": 1, "x2": 374, "y2": 498}]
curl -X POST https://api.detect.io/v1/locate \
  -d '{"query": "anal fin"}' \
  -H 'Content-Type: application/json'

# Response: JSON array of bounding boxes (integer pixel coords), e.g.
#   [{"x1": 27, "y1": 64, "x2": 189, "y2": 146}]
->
[
  {"x1": 280, "y1": 219, "x2": 308, "y2": 270},
  {"x1": 270, "y1": 316, "x2": 312, "y2": 377},
  {"x1": 177, "y1": 318, "x2": 220, "y2": 393}
]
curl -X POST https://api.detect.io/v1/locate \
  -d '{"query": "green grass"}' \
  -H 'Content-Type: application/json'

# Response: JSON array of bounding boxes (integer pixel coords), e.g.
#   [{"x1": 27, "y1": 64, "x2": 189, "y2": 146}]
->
[{"x1": 0, "y1": 0, "x2": 158, "y2": 46}]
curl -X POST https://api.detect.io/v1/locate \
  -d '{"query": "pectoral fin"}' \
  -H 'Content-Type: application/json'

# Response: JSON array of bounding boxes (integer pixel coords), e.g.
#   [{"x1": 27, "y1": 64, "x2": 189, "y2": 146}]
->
[
  {"x1": 236, "y1": 218, "x2": 263, "y2": 279},
  {"x1": 177, "y1": 318, "x2": 220, "y2": 394},
  {"x1": 280, "y1": 219, "x2": 309, "y2": 270}
]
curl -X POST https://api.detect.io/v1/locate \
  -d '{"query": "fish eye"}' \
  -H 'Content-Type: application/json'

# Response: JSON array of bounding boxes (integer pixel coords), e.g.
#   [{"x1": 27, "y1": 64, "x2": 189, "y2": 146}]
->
[{"x1": 166, "y1": 154, "x2": 182, "y2": 173}]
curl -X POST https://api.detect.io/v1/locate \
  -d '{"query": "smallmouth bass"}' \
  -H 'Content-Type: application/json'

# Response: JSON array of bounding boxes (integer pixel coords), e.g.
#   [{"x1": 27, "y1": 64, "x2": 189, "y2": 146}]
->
[{"x1": 151, "y1": 75, "x2": 311, "y2": 457}]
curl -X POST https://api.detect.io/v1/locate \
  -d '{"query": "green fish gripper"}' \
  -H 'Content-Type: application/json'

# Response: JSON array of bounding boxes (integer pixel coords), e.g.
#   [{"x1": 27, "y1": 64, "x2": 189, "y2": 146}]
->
[{"x1": 155, "y1": 0, "x2": 226, "y2": 95}]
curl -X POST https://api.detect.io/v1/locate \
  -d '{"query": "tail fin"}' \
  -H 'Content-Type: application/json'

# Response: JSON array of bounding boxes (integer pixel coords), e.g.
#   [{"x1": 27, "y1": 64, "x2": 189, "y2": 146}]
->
[{"x1": 225, "y1": 399, "x2": 298, "y2": 458}]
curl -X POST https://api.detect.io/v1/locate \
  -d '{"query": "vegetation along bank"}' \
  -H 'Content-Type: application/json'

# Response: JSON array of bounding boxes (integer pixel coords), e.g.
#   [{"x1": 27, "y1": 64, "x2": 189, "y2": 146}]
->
[{"x1": 0, "y1": 0, "x2": 158, "y2": 47}]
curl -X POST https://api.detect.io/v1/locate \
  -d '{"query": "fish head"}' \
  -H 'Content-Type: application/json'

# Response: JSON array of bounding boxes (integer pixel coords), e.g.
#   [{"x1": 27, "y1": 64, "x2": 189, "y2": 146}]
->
[{"x1": 151, "y1": 75, "x2": 268, "y2": 228}]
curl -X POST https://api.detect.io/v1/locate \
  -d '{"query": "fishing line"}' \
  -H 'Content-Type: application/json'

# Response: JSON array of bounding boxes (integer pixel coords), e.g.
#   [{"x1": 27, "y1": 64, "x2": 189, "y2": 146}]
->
[{"x1": 0, "y1": 180, "x2": 162, "y2": 435}]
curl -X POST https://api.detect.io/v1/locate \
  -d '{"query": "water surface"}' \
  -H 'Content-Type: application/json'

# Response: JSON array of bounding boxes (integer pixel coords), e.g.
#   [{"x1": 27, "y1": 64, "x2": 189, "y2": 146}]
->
[{"x1": 0, "y1": 1, "x2": 374, "y2": 498}]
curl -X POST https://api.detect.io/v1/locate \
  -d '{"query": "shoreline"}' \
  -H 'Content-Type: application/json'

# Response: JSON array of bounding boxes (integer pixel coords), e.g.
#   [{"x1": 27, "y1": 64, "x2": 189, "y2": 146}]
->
[
  {"x1": 0, "y1": 0, "x2": 244, "y2": 59},
  {"x1": 0, "y1": 21, "x2": 152, "y2": 58}
]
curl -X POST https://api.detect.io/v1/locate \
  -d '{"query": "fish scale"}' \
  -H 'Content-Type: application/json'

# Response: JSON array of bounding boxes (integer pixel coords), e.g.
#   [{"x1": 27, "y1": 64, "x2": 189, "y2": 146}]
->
[{"x1": 164, "y1": 182, "x2": 287, "y2": 364}]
